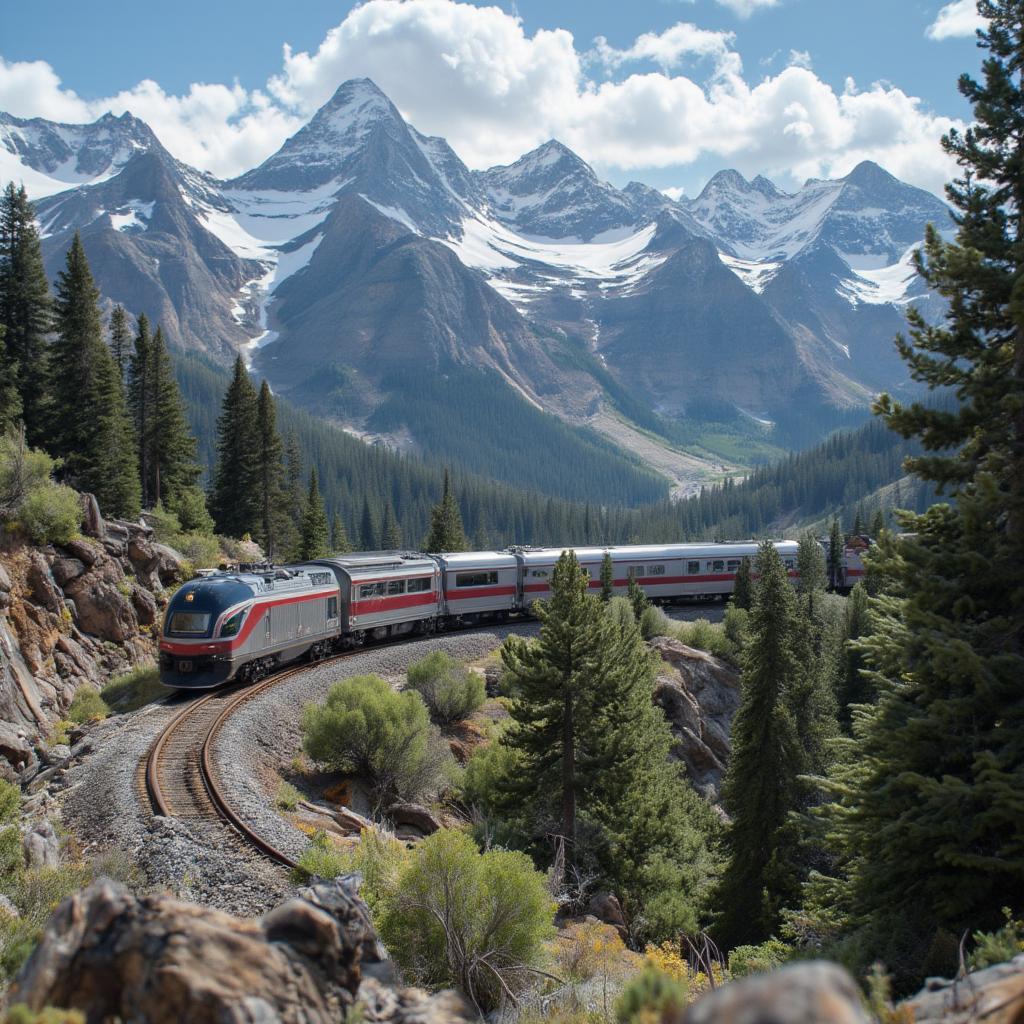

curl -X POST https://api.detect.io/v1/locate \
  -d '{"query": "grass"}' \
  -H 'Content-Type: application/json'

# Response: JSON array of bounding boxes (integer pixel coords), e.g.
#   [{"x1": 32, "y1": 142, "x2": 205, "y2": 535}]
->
[
  {"x1": 65, "y1": 688, "x2": 107, "y2": 725},
  {"x1": 275, "y1": 781, "x2": 303, "y2": 811},
  {"x1": 290, "y1": 830, "x2": 351, "y2": 884},
  {"x1": 100, "y1": 664, "x2": 164, "y2": 714}
]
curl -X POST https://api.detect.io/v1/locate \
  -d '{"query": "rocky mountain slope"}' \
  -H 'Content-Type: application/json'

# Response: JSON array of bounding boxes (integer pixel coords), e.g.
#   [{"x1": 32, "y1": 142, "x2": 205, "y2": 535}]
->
[
  {"x1": 0, "y1": 495, "x2": 182, "y2": 781},
  {"x1": 1, "y1": 78, "x2": 952, "y2": 470}
]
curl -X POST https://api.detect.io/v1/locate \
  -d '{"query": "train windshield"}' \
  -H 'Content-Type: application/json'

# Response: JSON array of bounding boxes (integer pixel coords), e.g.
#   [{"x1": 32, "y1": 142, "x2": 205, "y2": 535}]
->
[{"x1": 168, "y1": 612, "x2": 211, "y2": 635}]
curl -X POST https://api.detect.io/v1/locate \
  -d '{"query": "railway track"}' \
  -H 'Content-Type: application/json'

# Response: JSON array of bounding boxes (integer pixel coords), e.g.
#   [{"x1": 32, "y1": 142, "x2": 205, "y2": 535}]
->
[{"x1": 144, "y1": 663, "x2": 309, "y2": 871}]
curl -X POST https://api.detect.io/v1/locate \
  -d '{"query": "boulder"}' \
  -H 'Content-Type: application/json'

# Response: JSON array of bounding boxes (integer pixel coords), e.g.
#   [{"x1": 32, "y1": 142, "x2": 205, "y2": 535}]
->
[
  {"x1": 387, "y1": 802, "x2": 441, "y2": 835},
  {"x1": 9, "y1": 877, "x2": 472, "y2": 1024},
  {"x1": 131, "y1": 585, "x2": 158, "y2": 626},
  {"x1": 23, "y1": 820, "x2": 60, "y2": 869},
  {"x1": 80, "y1": 493, "x2": 104, "y2": 539},
  {"x1": 899, "y1": 954, "x2": 1024, "y2": 1024},
  {"x1": 27, "y1": 552, "x2": 64, "y2": 615},
  {"x1": 0, "y1": 561, "x2": 12, "y2": 594},
  {"x1": 63, "y1": 565, "x2": 138, "y2": 644},
  {"x1": 153, "y1": 543, "x2": 186, "y2": 585},
  {"x1": 0, "y1": 722, "x2": 33, "y2": 771},
  {"x1": 680, "y1": 961, "x2": 870, "y2": 1024},
  {"x1": 61, "y1": 538, "x2": 102, "y2": 568},
  {"x1": 50, "y1": 557, "x2": 86, "y2": 588},
  {"x1": 586, "y1": 891, "x2": 626, "y2": 931}
]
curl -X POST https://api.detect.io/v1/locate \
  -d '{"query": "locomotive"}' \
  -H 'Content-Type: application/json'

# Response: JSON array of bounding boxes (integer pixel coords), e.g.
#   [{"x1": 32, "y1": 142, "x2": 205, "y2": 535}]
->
[{"x1": 158, "y1": 539, "x2": 868, "y2": 690}]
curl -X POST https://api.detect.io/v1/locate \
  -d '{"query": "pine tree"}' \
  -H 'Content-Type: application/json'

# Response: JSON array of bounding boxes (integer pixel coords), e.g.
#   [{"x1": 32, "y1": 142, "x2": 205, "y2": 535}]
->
[
  {"x1": 330, "y1": 512, "x2": 351, "y2": 554},
  {"x1": 209, "y1": 356, "x2": 260, "y2": 538},
  {"x1": 424, "y1": 469, "x2": 468, "y2": 552},
  {"x1": 827, "y1": 517, "x2": 844, "y2": 589},
  {"x1": 869, "y1": 508, "x2": 886, "y2": 536},
  {"x1": 0, "y1": 324, "x2": 19, "y2": 432},
  {"x1": 360, "y1": 497, "x2": 378, "y2": 551},
  {"x1": 627, "y1": 573, "x2": 649, "y2": 620},
  {"x1": 717, "y1": 541, "x2": 804, "y2": 948},
  {"x1": 255, "y1": 380, "x2": 286, "y2": 559},
  {"x1": 837, "y1": 582, "x2": 872, "y2": 729},
  {"x1": 280, "y1": 430, "x2": 304, "y2": 559},
  {"x1": 732, "y1": 555, "x2": 753, "y2": 609},
  {"x1": 49, "y1": 234, "x2": 106, "y2": 474},
  {"x1": 382, "y1": 502, "x2": 403, "y2": 549},
  {"x1": 811, "y1": 3, "x2": 1024, "y2": 980},
  {"x1": 147, "y1": 326, "x2": 201, "y2": 512},
  {"x1": 600, "y1": 551, "x2": 614, "y2": 602},
  {"x1": 127, "y1": 315, "x2": 153, "y2": 497},
  {"x1": 852, "y1": 506, "x2": 864, "y2": 535},
  {"x1": 300, "y1": 467, "x2": 329, "y2": 560},
  {"x1": 108, "y1": 305, "x2": 131, "y2": 380},
  {"x1": 0, "y1": 183, "x2": 51, "y2": 445}
]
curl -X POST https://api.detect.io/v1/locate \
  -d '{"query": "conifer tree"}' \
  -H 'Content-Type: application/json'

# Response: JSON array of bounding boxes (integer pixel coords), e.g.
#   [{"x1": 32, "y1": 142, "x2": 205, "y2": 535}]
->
[
  {"x1": 600, "y1": 551, "x2": 614, "y2": 602},
  {"x1": 424, "y1": 469, "x2": 468, "y2": 552},
  {"x1": 127, "y1": 315, "x2": 153, "y2": 496},
  {"x1": 147, "y1": 326, "x2": 201, "y2": 512},
  {"x1": 812, "y1": 4, "x2": 1024, "y2": 977},
  {"x1": 852, "y1": 506, "x2": 864, "y2": 535},
  {"x1": 300, "y1": 467, "x2": 329, "y2": 560},
  {"x1": 382, "y1": 502, "x2": 402, "y2": 549},
  {"x1": 0, "y1": 325, "x2": 19, "y2": 432},
  {"x1": 796, "y1": 533, "x2": 828, "y2": 621},
  {"x1": 732, "y1": 556, "x2": 753, "y2": 610},
  {"x1": 627, "y1": 572, "x2": 649, "y2": 620},
  {"x1": 255, "y1": 380, "x2": 285, "y2": 558},
  {"x1": 209, "y1": 356, "x2": 260, "y2": 538},
  {"x1": 108, "y1": 305, "x2": 131, "y2": 380},
  {"x1": 360, "y1": 497, "x2": 378, "y2": 551},
  {"x1": 837, "y1": 582, "x2": 872, "y2": 729},
  {"x1": 0, "y1": 183, "x2": 51, "y2": 445},
  {"x1": 827, "y1": 517, "x2": 844, "y2": 589},
  {"x1": 280, "y1": 430, "x2": 304, "y2": 558},
  {"x1": 717, "y1": 541, "x2": 804, "y2": 948},
  {"x1": 330, "y1": 512, "x2": 351, "y2": 554},
  {"x1": 869, "y1": 508, "x2": 886, "y2": 537}
]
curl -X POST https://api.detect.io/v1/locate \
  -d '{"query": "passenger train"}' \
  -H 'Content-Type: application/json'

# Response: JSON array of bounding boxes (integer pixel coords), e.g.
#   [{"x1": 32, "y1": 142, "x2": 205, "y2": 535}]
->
[{"x1": 158, "y1": 539, "x2": 868, "y2": 689}]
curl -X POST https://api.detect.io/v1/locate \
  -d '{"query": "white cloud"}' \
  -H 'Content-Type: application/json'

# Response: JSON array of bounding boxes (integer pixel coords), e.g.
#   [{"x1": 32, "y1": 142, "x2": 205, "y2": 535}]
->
[
  {"x1": 926, "y1": 0, "x2": 986, "y2": 40},
  {"x1": 788, "y1": 49, "x2": 812, "y2": 70},
  {"x1": 716, "y1": 0, "x2": 780, "y2": 17},
  {"x1": 0, "y1": 0, "x2": 964, "y2": 197},
  {"x1": 591, "y1": 23, "x2": 736, "y2": 72}
]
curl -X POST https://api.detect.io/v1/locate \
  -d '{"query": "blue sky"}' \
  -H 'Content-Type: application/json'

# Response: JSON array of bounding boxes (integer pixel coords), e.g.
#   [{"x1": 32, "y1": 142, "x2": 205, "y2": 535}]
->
[{"x1": 1, "y1": 0, "x2": 985, "y2": 197}]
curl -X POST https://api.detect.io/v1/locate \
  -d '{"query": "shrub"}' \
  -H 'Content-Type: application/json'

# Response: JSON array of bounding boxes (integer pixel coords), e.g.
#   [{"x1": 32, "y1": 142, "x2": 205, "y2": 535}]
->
[
  {"x1": 674, "y1": 617, "x2": 734, "y2": 660},
  {"x1": 615, "y1": 966, "x2": 689, "y2": 1024},
  {"x1": 66, "y1": 687, "x2": 107, "y2": 725},
  {"x1": 968, "y1": 908, "x2": 1024, "y2": 971},
  {"x1": 290, "y1": 830, "x2": 351, "y2": 884},
  {"x1": 275, "y1": 781, "x2": 302, "y2": 811},
  {"x1": 303, "y1": 675, "x2": 450, "y2": 804},
  {"x1": 146, "y1": 503, "x2": 182, "y2": 542},
  {"x1": 375, "y1": 828, "x2": 555, "y2": 1012},
  {"x1": 722, "y1": 605, "x2": 749, "y2": 653},
  {"x1": 19, "y1": 483, "x2": 81, "y2": 545},
  {"x1": 555, "y1": 920, "x2": 640, "y2": 984},
  {"x1": 3, "y1": 1005, "x2": 85, "y2": 1024},
  {"x1": 605, "y1": 596, "x2": 635, "y2": 632},
  {"x1": 0, "y1": 781, "x2": 20, "y2": 825},
  {"x1": 405, "y1": 651, "x2": 485, "y2": 725},
  {"x1": 0, "y1": 430, "x2": 57, "y2": 518},
  {"x1": 100, "y1": 665, "x2": 163, "y2": 713},
  {"x1": 639, "y1": 605, "x2": 670, "y2": 640},
  {"x1": 173, "y1": 531, "x2": 220, "y2": 570},
  {"x1": 167, "y1": 485, "x2": 214, "y2": 534},
  {"x1": 727, "y1": 937, "x2": 792, "y2": 977}
]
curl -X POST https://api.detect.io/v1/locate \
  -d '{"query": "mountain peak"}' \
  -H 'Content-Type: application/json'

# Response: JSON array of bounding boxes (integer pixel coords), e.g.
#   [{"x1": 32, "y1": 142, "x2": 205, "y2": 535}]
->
[
  {"x1": 697, "y1": 169, "x2": 753, "y2": 200},
  {"x1": 843, "y1": 160, "x2": 897, "y2": 188}
]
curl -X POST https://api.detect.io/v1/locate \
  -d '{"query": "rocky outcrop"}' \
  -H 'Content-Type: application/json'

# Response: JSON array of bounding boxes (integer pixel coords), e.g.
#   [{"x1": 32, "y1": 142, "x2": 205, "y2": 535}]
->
[
  {"x1": 650, "y1": 638, "x2": 741, "y2": 802},
  {"x1": 8, "y1": 876, "x2": 471, "y2": 1024},
  {"x1": 0, "y1": 495, "x2": 184, "y2": 779},
  {"x1": 900, "y1": 954, "x2": 1024, "y2": 1023},
  {"x1": 679, "y1": 961, "x2": 870, "y2": 1024}
]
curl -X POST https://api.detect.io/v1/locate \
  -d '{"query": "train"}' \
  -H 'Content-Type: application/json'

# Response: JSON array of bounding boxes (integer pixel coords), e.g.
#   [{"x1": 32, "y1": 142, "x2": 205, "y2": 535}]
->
[{"x1": 157, "y1": 538, "x2": 868, "y2": 689}]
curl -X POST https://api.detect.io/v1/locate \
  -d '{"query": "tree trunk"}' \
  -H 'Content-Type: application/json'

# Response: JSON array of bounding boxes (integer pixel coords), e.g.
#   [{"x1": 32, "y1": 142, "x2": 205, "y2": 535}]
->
[{"x1": 562, "y1": 690, "x2": 576, "y2": 866}]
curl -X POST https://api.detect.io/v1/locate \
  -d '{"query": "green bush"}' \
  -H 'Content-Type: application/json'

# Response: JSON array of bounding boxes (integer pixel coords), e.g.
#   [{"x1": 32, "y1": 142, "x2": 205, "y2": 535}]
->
[
  {"x1": 406, "y1": 651, "x2": 485, "y2": 725},
  {"x1": 0, "y1": 781, "x2": 20, "y2": 825},
  {"x1": 173, "y1": 531, "x2": 220, "y2": 569},
  {"x1": 615, "y1": 966, "x2": 689, "y2": 1023},
  {"x1": 275, "y1": 780, "x2": 302, "y2": 811},
  {"x1": 639, "y1": 605, "x2": 670, "y2": 640},
  {"x1": 727, "y1": 937, "x2": 792, "y2": 977},
  {"x1": 0, "y1": 431, "x2": 58, "y2": 518},
  {"x1": 66, "y1": 688, "x2": 107, "y2": 725},
  {"x1": 375, "y1": 828, "x2": 555, "y2": 1012},
  {"x1": 167, "y1": 485, "x2": 214, "y2": 534},
  {"x1": 146, "y1": 502, "x2": 183, "y2": 542},
  {"x1": 3, "y1": 1004, "x2": 85, "y2": 1024},
  {"x1": 290, "y1": 830, "x2": 351, "y2": 884},
  {"x1": 968, "y1": 909, "x2": 1024, "y2": 971},
  {"x1": 19, "y1": 483, "x2": 81, "y2": 545},
  {"x1": 722, "y1": 605, "x2": 749, "y2": 653},
  {"x1": 100, "y1": 665, "x2": 162, "y2": 713},
  {"x1": 674, "y1": 617, "x2": 735, "y2": 660},
  {"x1": 605, "y1": 596, "x2": 636, "y2": 631},
  {"x1": 303, "y1": 674, "x2": 450, "y2": 803}
]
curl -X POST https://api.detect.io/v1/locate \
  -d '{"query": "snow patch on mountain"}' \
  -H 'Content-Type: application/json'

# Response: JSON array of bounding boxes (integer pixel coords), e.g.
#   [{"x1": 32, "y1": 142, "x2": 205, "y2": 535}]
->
[
  {"x1": 108, "y1": 199, "x2": 155, "y2": 233},
  {"x1": 838, "y1": 243, "x2": 921, "y2": 306},
  {"x1": 718, "y1": 253, "x2": 782, "y2": 293},
  {"x1": 359, "y1": 195, "x2": 421, "y2": 235}
]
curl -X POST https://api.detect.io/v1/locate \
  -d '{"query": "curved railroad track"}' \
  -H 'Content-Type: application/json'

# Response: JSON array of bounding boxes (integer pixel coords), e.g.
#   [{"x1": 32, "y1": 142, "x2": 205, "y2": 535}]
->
[{"x1": 144, "y1": 663, "x2": 310, "y2": 870}]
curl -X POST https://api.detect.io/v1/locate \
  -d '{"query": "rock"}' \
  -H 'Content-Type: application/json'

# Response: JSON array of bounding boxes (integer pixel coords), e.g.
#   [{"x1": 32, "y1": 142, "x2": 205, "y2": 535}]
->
[
  {"x1": 586, "y1": 891, "x2": 626, "y2": 931},
  {"x1": 50, "y1": 557, "x2": 86, "y2": 588},
  {"x1": 8, "y1": 877, "x2": 472, "y2": 1024},
  {"x1": 387, "y1": 802, "x2": 441, "y2": 835},
  {"x1": 299, "y1": 800, "x2": 373, "y2": 835},
  {"x1": 127, "y1": 535, "x2": 159, "y2": 575},
  {"x1": 153, "y1": 542, "x2": 186, "y2": 585},
  {"x1": 0, "y1": 561, "x2": 12, "y2": 593},
  {"x1": 0, "y1": 893, "x2": 19, "y2": 918},
  {"x1": 899, "y1": 954, "x2": 1024, "y2": 1023},
  {"x1": 0, "y1": 721, "x2": 33, "y2": 771},
  {"x1": 483, "y1": 662, "x2": 503, "y2": 697},
  {"x1": 61, "y1": 537, "x2": 102, "y2": 567},
  {"x1": 23, "y1": 820, "x2": 60, "y2": 868},
  {"x1": 27, "y1": 552, "x2": 64, "y2": 615},
  {"x1": 63, "y1": 564, "x2": 137, "y2": 643},
  {"x1": 39, "y1": 743, "x2": 71, "y2": 767},
  {"x1": 680, "y1": 961, "x2": 870, "y2": 1024},
  {"x1": 80, "y1": 493, "x2": 104, "y2": 539}
]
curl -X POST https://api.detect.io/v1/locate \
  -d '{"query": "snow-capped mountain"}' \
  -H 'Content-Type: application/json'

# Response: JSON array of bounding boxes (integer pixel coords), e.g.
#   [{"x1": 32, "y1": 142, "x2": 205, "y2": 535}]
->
[{"x1": 0, "y1": 77, "x2": 952, "y2": 463}]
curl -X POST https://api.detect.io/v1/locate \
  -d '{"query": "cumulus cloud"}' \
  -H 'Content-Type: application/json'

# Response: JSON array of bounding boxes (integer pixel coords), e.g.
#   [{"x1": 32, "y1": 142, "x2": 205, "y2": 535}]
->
[
  {"x1": 0, "y1": 0, "x2": 964, "y2": 196},
  {"x1": 716, "y1": 0, "x2": 780, "y2": 17},
  {"x1": 788, "y1": 49, "x2": 812, "y2": 70},
  {"x1": 926, "y1": 0, "x2": 986, "y2": 40}
]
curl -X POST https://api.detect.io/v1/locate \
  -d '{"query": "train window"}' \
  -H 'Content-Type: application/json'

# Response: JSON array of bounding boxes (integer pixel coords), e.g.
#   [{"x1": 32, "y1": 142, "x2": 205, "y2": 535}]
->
[
  {"x1": 530, "y1": 570, "x2": 549, "y2": 579},
  {"x1": 388, "y1": 580, "x2": 405, "y2": 596},
  {"x1": 407, "y1": 578, "x2": 432, "y2": 593},
  {"x1": 456, "y1": 571, "x2": 499, "y2": 587},
  {"x1": 168, "y1": 612, "x2": 210, "y2": 635},
  {"x1": 712, "y1": 560, "x2": 725, "y2": 572},
  {"x1": 327, "y1": 597, "x2": 338, "y2": 619},
  {"x1": 726, "y1": 560, "x2": 741, "y2": 572},
  {"x1": 359, "y1": 582, "x2": 387, "y2": 599},
  {"x1": 784, "y1": 558, "x2": 796, "y2": 569},
  {"x1": 687, "y1": 561, "x2": 700, "y2": 575},
  {"x1": 647, "y1": 564, "x2": 666, "y2": 576},
  {"x1": 219, "y1": 609, "x2": 245, "y2": 638},
  {"x1": 629, "y1": 566, "x2": 644, "y2": 578}
]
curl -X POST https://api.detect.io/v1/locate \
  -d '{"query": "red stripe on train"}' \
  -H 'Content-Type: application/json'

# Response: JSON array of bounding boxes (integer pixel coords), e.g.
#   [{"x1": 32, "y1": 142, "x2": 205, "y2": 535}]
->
[
  {"x1": 446, "y1": 585, "x2": 517, "y2": 600},
  {"x1": 350, "y1": 592, "x2": 439, "y2": 616}
]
